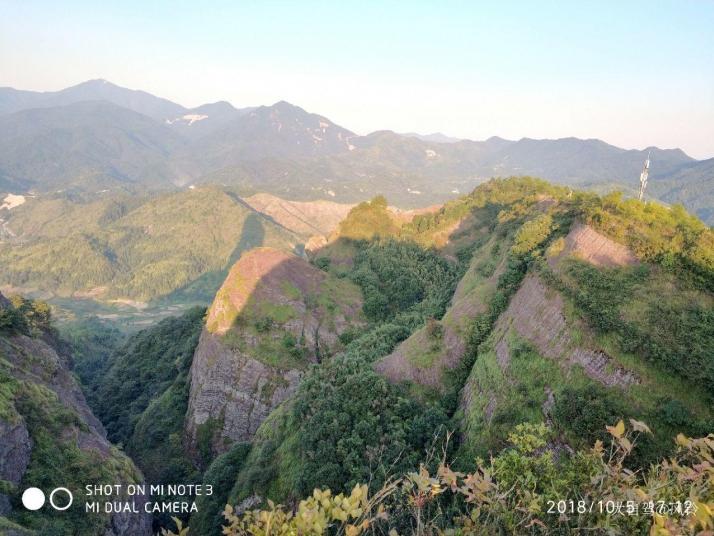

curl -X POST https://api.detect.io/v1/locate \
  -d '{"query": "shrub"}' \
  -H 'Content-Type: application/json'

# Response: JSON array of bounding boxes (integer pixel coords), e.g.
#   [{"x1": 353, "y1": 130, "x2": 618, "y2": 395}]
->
[{"x1": 161, "y1": 423, "x2": 714, "y2": 536}]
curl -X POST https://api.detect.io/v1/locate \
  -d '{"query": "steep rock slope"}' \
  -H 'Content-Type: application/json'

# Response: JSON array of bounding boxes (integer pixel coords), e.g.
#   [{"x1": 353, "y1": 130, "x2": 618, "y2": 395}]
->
[
  {"x1": 458, "y1": 214, "x2": 713, "y2": 456},
  {"x1": 374, "y1": 230, "x2": 507, "y2": 389},
  {"x1": 487, "y1": 272, "x2": 638, "y2": 387},
  {"x1": 185, "y1": 248, "x2": 363, "y2": 458},
  {"x1": 554, "y1": 222, "x2": 639, "y2": 268},
  {"x1": 0, "y1": 294, "x2": 151, "y2": 535},
  {"x1": 373, "y1": 195, "x2": 558, "y2": 391}
]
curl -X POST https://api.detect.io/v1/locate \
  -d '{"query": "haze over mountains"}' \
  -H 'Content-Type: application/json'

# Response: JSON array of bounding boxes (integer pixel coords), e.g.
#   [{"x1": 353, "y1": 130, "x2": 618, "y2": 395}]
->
[{"x1": 0, "y1": 79, "x2": 712, "y2": 222}]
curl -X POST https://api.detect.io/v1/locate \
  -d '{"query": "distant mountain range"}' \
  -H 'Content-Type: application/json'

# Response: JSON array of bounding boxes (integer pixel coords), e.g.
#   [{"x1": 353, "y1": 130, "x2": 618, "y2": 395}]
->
[
  {"x1": 0, "y1": 79, "x2": 712, "y2": 223},
  {"x1": 0, "y1": 79, "x2": 185, "y2": 119}
]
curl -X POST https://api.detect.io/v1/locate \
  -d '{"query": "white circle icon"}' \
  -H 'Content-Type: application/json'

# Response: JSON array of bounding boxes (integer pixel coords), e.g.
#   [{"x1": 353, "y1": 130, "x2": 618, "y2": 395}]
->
[
  {"x1": 21, "y1": 487, "x2": 45, "y2": 510},
  {"x1": 49, "y1": 487, "x2": 73, "y2": 511}
]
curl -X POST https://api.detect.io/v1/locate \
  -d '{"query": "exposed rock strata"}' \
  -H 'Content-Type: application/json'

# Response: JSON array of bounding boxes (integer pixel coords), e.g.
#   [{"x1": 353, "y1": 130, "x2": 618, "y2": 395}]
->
[
  {"x1": 556, "y1": 222, "x2": 638, "y2": 268},
  {"x1": 186, "y1": 329, "x2": 301, "y2": 450},
  {"x1": 494, "y1": 273, "x2": 638, "y2": 387}
]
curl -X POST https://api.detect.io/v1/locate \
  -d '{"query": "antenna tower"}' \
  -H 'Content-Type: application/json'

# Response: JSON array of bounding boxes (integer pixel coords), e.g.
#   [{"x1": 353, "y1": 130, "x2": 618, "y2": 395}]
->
[{"x1": 638, "y1": 151, "x2": 650, "y2": 201}]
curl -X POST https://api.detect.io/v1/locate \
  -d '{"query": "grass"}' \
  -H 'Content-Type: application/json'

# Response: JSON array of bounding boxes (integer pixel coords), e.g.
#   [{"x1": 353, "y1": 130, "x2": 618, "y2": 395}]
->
[
  {"x1": 590, "y1": 331, "x2": 713, "y2": 418},
  {"x1": 253, "y1": 336, "x2": 309, "y2": 370},
  {"x1": 405, "y1": 333, "x2": 444, "y2": 368},
  {"x1": 547, "y1": 257, "x2": 714, "y2": 399},
  {"x1": 253, "y1": 301, "x2": 297, "y2": 324},
  {"x1": 280, "y1": 281, "x2": 302, "y2": 301},
  {"x1": 0, "y1": 368, "x2": 19, "y2": 422}
]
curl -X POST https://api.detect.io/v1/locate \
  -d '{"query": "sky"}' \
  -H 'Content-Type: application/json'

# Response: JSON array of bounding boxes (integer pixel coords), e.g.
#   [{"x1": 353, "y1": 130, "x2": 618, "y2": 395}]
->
[{"x1": 1, "y1": 1, "x2": 713, "y2": 159}]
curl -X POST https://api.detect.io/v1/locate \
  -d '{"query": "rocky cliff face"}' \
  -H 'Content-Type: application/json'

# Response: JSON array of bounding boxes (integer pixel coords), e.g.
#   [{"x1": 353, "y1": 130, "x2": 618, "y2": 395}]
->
[
  {"x1": 457, "y1": 222, "x2": 649, "y2": 449},
  {"x1": 375, "y1": 221, "x2": 642, "y2": 392},
  {"x1": 554, "y1": 222, "x2": 638, "y2": 268},
  {"x1": 486, "y1": 272, "x2": 639, "y2": 387},
  {"x1": 0, "y1": 292, "x2": 151, "y2": 535},
  {"x1": 186, "y1": 248, "x2": 363, "y2": 457},
  {"x1": 186, "y1": 328, "x2": 301, "y2": 452},
  {"x1": 0, "y1": 420, "x2": 30, "y2": 516}
]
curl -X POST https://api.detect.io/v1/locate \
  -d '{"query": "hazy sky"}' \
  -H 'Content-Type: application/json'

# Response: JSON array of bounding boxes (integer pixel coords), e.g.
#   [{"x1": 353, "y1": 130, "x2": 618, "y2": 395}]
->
[{"x1": 1, "y1": 1, "x2": 713, "y2": 158}]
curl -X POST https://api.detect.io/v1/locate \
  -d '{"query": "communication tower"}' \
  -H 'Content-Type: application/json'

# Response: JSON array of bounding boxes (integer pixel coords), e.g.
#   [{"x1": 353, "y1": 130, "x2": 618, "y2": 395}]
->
[{"x1": 638, "y1": 151, "x2": 650, "y2": 201}]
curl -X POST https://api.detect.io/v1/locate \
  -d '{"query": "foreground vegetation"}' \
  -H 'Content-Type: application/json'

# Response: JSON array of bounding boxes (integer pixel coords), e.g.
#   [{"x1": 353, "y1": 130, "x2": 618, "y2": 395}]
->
[{"x1": 163, "y1": 422, "x2": 713, "y2": 535}]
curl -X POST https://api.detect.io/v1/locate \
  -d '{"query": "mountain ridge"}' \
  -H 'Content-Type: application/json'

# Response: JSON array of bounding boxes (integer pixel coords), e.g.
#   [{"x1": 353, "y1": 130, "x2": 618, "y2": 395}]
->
[
  {"x1": 0, "y1": 79, "x2": 186, "y2": 120},
  {"x1": 0, "y1": 79, "x2": 712, "y2": 223}
]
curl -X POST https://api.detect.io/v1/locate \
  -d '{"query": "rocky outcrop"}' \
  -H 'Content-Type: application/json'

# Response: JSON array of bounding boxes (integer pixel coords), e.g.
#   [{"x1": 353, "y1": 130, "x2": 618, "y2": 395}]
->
[
  {"x1": 0, "y1": 421, "x2": 30, "y2": 516},
  {"x1": 375, "y1": 236, "x2": 507, "y2": 390},
  {"x1": 458, "y1": 272, "x2": 640, "y2": 450},
  {"x1": 187, "y1": 248, "x2": 363, "y2": 456},
  {"x1": 554, "y1": 222, "x2": 638, "y2": 268},
  {"x1": 375, "y1": 324, "x2": 465, "y2": 388},
  {"x1": 491, "y1": 273, "x2": 638, "y2": 387},
  {"x1": 0, "y1": 292, "x2": 151, "y2": 535},
  {"x1": 186, "y1": 329, "x2": 301, "y2": 450}
]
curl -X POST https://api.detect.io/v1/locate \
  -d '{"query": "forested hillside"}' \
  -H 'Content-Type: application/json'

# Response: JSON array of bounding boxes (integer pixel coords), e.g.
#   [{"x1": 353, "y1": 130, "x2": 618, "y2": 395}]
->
[
  {"x1": 193, "y1": 178, "x2": 713, "y2": 534},
  {"x1": 0, "y1": 187, "x2": 299, "y2": 303},
  {"x1": 63, "y1": 176, "x2": 708, "y2": 535}
]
